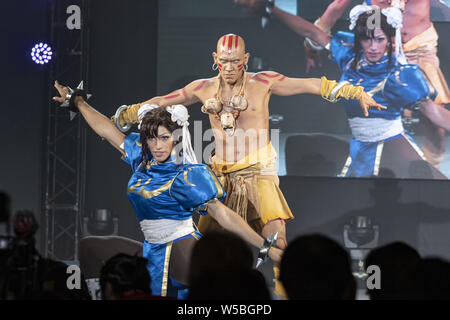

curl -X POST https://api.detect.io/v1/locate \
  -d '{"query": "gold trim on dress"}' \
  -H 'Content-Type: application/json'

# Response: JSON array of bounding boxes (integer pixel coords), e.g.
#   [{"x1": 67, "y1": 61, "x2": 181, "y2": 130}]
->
[
  {"x1": 373, "y1": 141, "x2": 385, "y2": 176},
  {"x1": 191, "y1": 232, "x2": 200, "y2": 240},
  {"x1": 184, "y1": 169, "x2": 196, "y2": 187},
  {"x1": 395, "y1": 71, "x2": 408, "y2": 87},
  {"x1": 161, "y1": 241, "x2": 173, "y2": 297},
  {"x1": 340, "y1": 40, "x2": 353, "y2": 47},
  {"x1": 127, "y1": 178, "x2": 142, "y2": 193},
  {"x1": 339, "y1": 155, "x2": 353, "y2": 177},
  {"x1": 206, "y1": 166, "x2": 224, "y2": 199},
  {"x1": 367, "y1": 79, "x2": 388, "y2": 97},
  {"x1": 128, "y1": 177, "x2": 175, "y2": 199}
]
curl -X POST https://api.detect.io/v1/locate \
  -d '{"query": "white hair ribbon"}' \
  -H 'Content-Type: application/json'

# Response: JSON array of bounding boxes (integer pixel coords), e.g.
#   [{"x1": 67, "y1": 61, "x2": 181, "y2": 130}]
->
[
  {"x1": 137, "y1": 104, "x2": 159, "y2": 129},
  {"x1": 166, "y1": 104, "x2": 198, "y2": 165}
]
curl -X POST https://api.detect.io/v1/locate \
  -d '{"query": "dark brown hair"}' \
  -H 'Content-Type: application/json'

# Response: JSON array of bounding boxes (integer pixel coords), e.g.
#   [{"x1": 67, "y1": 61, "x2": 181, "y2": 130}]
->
[
  {"x1": 352, "y1": 10, "x2": 395, "y2": 71},
  {"x1": 139, "y1": 107, "x2": 181, "y2": 164}
]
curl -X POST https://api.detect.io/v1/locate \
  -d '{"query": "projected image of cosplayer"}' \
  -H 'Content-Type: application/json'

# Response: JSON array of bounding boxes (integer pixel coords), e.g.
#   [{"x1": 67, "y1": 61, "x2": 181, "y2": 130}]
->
[{"x1": 235, "y1": 1, "x2": 450, "y2": 179}]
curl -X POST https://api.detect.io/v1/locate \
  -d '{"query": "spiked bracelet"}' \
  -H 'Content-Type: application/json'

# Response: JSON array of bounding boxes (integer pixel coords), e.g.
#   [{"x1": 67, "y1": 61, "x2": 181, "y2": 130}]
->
[
  {"x1": 58, "y1": 81, "x2": 91, "y2": 120},
  {"x1": 256, "y1": 232, "x2": 278, "y2": 268}
]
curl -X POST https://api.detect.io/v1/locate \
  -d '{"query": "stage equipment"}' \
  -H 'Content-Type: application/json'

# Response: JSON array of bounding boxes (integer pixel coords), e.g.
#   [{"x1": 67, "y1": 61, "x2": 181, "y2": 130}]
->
[
  {"x1": 82, "y1": 209, "x2": 118, "y2": 237},
  {"x1": 31, "y1": 42, "x2": 53, "y2": 64},
  {"x1": 43, "y1": 0, "x2": 90, "y2": 261},
  {"x1": 343, "y1": 216, "x2": 379, "y2": 279}
]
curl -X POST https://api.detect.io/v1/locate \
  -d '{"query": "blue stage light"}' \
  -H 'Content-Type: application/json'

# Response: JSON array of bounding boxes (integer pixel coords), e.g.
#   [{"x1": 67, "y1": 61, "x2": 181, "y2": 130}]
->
[{"x1": 31, "y1": 43, "x2": 53, "y2": 65}]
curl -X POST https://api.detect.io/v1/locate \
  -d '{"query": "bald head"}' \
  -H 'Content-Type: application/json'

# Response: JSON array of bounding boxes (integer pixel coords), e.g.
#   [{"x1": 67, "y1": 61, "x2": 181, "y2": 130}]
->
[
  {"x1": 217, "y1": 34, "x2": 246, "y2": 56},
  {"x1": 213, "y1": 34, "x2": 249, "y2": 84}
]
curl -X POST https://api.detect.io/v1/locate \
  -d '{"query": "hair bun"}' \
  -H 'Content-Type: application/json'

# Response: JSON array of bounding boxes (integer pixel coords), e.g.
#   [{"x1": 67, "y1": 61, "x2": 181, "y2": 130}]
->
[{"x1": 166, "y1": 104, "x2": 189, "y2": 127}]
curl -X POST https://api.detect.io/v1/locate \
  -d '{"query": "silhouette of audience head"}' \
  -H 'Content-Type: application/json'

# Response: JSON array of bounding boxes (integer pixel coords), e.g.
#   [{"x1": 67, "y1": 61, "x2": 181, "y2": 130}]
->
[
  {"x1": 188, "y1": 267, "x2": 271, "y2": 300},
  {"x1": 99, "y1": 253, "x2": 151, "y2": 300},
  {"x1": 30, "y1": 259, "x2": 91, "y2": 300},
  {"x1": 410, "y1": 258, "x2": 450, "y2": 300},
  {"x1": 279, "y1": 234, "x2": 355, "y2": 300},
  {"x1": 187, "y1": 231, "x2": 269, "y2": 300},
  {"x1": 188, "y1": 231, "x2": 254, "y2": 286},
  {"x1": 365, "y1": 241, "x2": 421, "y2": 300}
]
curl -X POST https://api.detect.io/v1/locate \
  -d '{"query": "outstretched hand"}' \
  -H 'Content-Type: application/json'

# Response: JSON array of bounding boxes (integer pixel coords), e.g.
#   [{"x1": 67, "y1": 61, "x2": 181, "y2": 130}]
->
[
  {"x1": 52, "y1": 80, "x2": 69, "y2": 103},
  {"x1": 358, "y1": 92, "x2": 386, "y2": 117}
]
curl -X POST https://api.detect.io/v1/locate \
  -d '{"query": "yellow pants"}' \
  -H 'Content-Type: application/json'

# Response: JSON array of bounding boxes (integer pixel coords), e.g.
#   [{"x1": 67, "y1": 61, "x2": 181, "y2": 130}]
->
[
  {"x1": 198, "y1": 143, "x2": 294, "y2": 234},
  {"x1": 403, "y1": 24, "x2": 450, "y2": 105}
]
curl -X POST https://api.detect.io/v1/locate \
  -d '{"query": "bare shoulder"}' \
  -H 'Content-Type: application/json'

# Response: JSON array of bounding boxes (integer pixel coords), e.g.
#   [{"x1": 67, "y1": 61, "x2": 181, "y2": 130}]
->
[
  {"x1": 186, "y1": 77, "x2": 218, "y2": 92},
  {"x1": 248, "y1": 71, "x2": 286, "y2": 86},
  {"x1": 406, "y1": 0, "x2": 430, "y2": 11}
]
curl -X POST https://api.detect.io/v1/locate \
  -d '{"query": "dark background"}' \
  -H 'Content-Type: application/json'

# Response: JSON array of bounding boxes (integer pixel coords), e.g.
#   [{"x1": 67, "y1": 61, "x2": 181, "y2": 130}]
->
[{"x1": 1, "y1": 0, "x2": 449, "y2": 261}]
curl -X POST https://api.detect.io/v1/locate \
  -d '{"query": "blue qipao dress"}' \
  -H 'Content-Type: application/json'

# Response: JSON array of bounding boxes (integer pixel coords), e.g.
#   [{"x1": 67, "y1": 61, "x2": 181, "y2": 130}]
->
[
  {"x1": 122, "y1": 133, "x2": 225, "y2": 299},
  {"x1": 329, "y1": 31, "x2": 446, "y2": 179}
]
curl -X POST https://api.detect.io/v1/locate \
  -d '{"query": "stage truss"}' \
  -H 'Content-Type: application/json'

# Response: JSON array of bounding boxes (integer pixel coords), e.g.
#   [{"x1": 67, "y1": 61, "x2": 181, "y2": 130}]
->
[{"x1": 42, "y1": 0, "x2": 90, "y2": 261}]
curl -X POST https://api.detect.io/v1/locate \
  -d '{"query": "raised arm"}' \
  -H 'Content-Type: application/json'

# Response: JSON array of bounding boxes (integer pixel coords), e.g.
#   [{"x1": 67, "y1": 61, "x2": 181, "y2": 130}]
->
[
  {"x1": 53, "y1": 81, "x2": 125, "y2": 154},
  {"x1": 234, "y1": 0, "x2": 336, "y2": 47},
  {"x1": 140, "y1": 79, "x2": 204, "y2": 107},
  {"x1": 257, "y1": 71, "x2": 386, "y2": 116},
  {"x1": 272, "y1": 7, "x2": 331, "y2": 48},
  {"x1": 312, "y1": 0, "x2": 353, "y2": 33},
  {"x1": 113, "y1": 79, "x2": 207, "y2": 129},
  {"x1": 419, "y1": 99, "x2": 450, "y2": 131}
]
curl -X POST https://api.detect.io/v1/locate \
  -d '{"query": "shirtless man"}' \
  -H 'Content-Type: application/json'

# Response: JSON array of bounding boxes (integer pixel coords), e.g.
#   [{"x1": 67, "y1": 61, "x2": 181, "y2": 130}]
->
[
  {"x1": 236, "y1": 0, "x2": 450, "y2": 168},
  {"x1": 113, "y1": 34, "x2": 382, "y2": 264}
]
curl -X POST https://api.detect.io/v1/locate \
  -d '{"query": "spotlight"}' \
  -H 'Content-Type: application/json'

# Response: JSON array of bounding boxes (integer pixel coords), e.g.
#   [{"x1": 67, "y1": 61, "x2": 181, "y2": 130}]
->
[
  {"x1": 343, "y1": 216, "x2": 379, "y2": 279},
  {"x1": 82, "y1": 209, "x2": 118, "y2": 237},
  {"x1": 31, "y1": 42, "x2": 53, "y2": 65}
]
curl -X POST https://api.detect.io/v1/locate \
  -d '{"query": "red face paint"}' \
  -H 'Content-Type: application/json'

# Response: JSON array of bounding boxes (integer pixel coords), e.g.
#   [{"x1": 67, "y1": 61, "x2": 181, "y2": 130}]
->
[
  {"x1": 164, "y1": 93, "x2": 180, "y2": 100},
  {"x1": 237, "y1": 64, "x2": 243, "y2": 71},
  {"x1": 227, "y1": 36, "x2": 233, "y2": 52},
  {"x1": 218, "y1": 63, "x2": 223, "y2": 71},
  {"x1": 253, "y1": 74, "x2": 269, "y2": 85},
  {"x1": 164, "y1": 90, "x2": 181, "y2": 100},
  {"x1": 260, "y1": 72, "x2": 280, "y2": 78},
  {"x1": 182, "y1": 88, "x2": 188, "y2": 99},
  {"x1": 219, "y1": 34, "x2": 241, "y2": 54},
  {"x1": 193, "y1": 80, "x2": 206, "y2": 92}
]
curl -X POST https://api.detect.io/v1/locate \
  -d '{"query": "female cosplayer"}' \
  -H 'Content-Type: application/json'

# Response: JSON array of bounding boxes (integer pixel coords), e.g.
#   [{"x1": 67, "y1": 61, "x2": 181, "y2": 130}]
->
[
  {"x1": 52, "y1": 81, "x2": 282, "y2": 299},
  {"x1": 241, "y1": 3, "x2": 450, "y2": 178}
]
